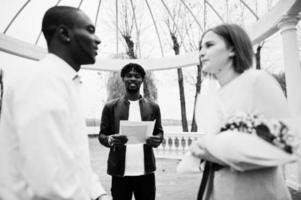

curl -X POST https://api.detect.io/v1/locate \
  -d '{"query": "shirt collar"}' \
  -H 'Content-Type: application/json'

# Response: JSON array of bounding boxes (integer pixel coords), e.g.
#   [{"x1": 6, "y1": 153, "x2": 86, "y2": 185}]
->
[
  {"x1": 122, "y1": 95, "x2": 143, "y2": 104},
  {"x1": 42, "y1": 53, "x2": 79, "y2": 81},
  {"x1": 73, "y1": 74, "x2": 82, "y2": 85}
]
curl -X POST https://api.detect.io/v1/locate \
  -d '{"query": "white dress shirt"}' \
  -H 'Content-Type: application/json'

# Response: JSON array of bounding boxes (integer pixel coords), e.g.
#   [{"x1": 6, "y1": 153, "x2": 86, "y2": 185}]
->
[
  {"x1": 0, "y1": 54, "x2": 106, "y2": 200},
  {"x1": 124, "y1": 100, "x2": 144, "y2": 176}
]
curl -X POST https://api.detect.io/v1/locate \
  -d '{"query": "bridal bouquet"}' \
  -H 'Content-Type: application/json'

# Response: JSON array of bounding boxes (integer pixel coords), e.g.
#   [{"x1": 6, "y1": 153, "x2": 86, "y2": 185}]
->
[{"x1": 220, "y1": 112, "x2": 299, "y2": 154}]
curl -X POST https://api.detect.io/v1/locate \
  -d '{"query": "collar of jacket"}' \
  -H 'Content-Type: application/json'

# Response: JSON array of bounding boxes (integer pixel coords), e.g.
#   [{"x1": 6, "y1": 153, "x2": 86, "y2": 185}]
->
[{"x1": 121, "y1": 95, "x2": 144, "y2": 105}]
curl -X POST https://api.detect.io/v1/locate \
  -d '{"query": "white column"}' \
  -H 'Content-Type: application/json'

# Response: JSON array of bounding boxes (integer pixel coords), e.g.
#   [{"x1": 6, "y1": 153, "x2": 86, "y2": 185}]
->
[
  {"x1": 278, "y1": 16, "x2": 301, "y2": 116},
  {"x1": 278, "y1": 15, "x2": 301, "y2": 191}
]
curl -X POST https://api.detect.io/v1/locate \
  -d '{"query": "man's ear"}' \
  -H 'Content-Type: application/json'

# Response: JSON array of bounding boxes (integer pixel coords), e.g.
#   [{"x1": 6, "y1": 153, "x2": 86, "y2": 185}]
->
[{"x1": 57, "y1": 25, "x2": 71, "y2": 44}]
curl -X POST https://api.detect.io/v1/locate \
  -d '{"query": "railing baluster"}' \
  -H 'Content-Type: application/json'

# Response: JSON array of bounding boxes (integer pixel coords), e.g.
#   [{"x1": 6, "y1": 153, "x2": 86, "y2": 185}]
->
[
  {"x1": 86, "y1": 127, "x2": 205, "y2": 159},
  {"x1": 154, "y1": 132, "x2": 205, "y2": 159}
]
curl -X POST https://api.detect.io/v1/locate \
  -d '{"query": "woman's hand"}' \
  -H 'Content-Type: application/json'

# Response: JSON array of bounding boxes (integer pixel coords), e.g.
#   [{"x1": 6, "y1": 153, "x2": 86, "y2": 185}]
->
[
  {"x1": 190, "y1": 134, "x2": 227, "y2": 166},
  {"x1": 190, "y1": 138, "x2": 207, "y2": 158}
]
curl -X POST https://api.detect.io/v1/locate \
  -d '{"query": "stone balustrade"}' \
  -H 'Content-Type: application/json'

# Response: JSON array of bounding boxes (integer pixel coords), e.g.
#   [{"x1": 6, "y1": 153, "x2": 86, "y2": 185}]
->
[
  {"x1": 155, "y1": 132, "x2": 204, "y2": 159},
  {"x1": 87, "y1": 126, "x2": 204, "y2": 159}
]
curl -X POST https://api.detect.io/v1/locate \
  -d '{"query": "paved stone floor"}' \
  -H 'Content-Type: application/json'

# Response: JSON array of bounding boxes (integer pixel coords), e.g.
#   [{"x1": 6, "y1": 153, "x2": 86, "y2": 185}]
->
[{"x1": 89, "y1": 137, "x2": 301, "y2": 200}]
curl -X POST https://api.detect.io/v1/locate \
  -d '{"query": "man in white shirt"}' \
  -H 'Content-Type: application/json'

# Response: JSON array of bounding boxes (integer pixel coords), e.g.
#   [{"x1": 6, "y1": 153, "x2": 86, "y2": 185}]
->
[
  {"x1": 0, "y1": 6, "x2": 110, "y2": 200},
  {"x1": 99, "y1": 63, "x2": 164, "y2": 200}
]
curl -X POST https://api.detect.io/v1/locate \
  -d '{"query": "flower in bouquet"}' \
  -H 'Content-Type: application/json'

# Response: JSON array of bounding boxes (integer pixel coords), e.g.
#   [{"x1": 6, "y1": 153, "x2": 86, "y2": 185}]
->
[{"x1": 220, "y1": 112, "x2": 299, "y2": 154}]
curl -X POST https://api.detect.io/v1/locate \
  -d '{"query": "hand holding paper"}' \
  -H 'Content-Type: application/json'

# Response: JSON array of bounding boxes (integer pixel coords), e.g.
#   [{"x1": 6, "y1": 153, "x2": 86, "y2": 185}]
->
[
  {"x1": 146, "y1": 135, "x2": 162, "y2": 147},
  {"x1": 119, "y1": 120, "x2": 155, "y2": 144},
  {"x1": 110, "y1": 134, "x2": 128, "y2": 146}
]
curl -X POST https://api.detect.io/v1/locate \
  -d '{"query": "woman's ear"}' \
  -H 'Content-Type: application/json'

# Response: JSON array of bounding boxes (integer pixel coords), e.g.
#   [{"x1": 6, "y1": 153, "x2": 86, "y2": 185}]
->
[
  {"x1": 229, "y1": 49, "x2": 235, "y2": 57},
  {"x1": 57, "y1": 25, "x2": 71, "y2": 43}
]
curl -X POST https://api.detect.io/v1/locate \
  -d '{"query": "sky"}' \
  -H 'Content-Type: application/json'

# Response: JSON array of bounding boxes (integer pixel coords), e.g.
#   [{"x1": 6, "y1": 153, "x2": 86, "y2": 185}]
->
[{"x1": 1, "y1": 0, "x2": 300, "y2": 120}]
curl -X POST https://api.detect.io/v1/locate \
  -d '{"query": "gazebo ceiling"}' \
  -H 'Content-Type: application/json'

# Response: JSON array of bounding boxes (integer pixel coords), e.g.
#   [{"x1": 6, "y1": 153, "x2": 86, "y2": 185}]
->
[{"x1": 0, "y1": 0, "x2": 300, "y2": 71}]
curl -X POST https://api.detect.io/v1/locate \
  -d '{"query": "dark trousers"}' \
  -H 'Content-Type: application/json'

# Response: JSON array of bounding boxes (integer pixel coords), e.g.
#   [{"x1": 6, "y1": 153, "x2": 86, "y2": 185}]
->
[{"x1": 111, "y1": 173, "x2": 156, "y2": 200}]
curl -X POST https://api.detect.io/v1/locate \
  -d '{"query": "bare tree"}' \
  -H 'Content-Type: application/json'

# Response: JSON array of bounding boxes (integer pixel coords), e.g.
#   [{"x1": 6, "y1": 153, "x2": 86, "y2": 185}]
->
[
  {"x1": 161, "y1": 0, "x2": 206, "y2": 132},
  {"x1": 226, "y1": 0, "x2": 265, "y2": 69},
  {"x1": 190, "y1": 64, "x2": 202, "y2": 132},
  {"x1": 106, "y1": 72, "x2": 125, "y2": 101},
  {"x1": 143, "y1": 71, "x2": 158, "y2": 101},
  {"x1": 255, "y1": 41, "x2": 265, "y2": 69},
  {"x1": 240, "y1": 0, "x2": 265, "y2": 70},
  {"x1": 171, "y1": 33, "x2": 188, "y2": 132},
  {"x1": 164, "y1": 2, "x2": 189, "y2": 132},
  {"x1": 106, "y1": 1, "x2": 157, "y2": 101}
]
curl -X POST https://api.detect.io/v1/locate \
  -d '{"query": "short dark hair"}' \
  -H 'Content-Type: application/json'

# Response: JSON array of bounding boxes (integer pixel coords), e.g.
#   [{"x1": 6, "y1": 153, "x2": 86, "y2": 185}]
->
[
  {"x1": 200, "y1": 24, "x2": 254, "y2": 74},
  {"x1": 42, "y1": 6, "x2": 80, "y2": 44},
  {"x1": 120, "y1": 63, "x2": 146, "y2": 79}
]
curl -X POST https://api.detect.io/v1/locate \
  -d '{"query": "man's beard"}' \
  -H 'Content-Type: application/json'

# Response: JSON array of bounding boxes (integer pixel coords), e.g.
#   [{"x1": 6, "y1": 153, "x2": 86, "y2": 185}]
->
[
  {"x1": 126, "y1": 85, "x2": 140, "y2": 93},
  {"x1": 126, "y1": 88, "x2": 139, "y2": 93}
]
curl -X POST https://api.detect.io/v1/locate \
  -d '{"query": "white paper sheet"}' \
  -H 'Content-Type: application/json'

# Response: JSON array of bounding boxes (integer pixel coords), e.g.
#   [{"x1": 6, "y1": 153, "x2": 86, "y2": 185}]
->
[{"x1": 120, "y1": 120, "x2": 155, "y2": 144}]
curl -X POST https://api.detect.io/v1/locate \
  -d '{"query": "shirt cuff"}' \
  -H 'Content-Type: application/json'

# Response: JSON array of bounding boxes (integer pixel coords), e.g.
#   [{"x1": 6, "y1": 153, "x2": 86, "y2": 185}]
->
[{"x1": 95, "y1": 193, "x2": 109, "y2": 200}]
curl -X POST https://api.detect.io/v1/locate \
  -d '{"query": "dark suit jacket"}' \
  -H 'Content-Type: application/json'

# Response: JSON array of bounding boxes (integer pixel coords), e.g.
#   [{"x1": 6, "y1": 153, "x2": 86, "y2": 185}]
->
[{"x1": 98, "y1": 95, "x2": 164, "y2": 177}]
